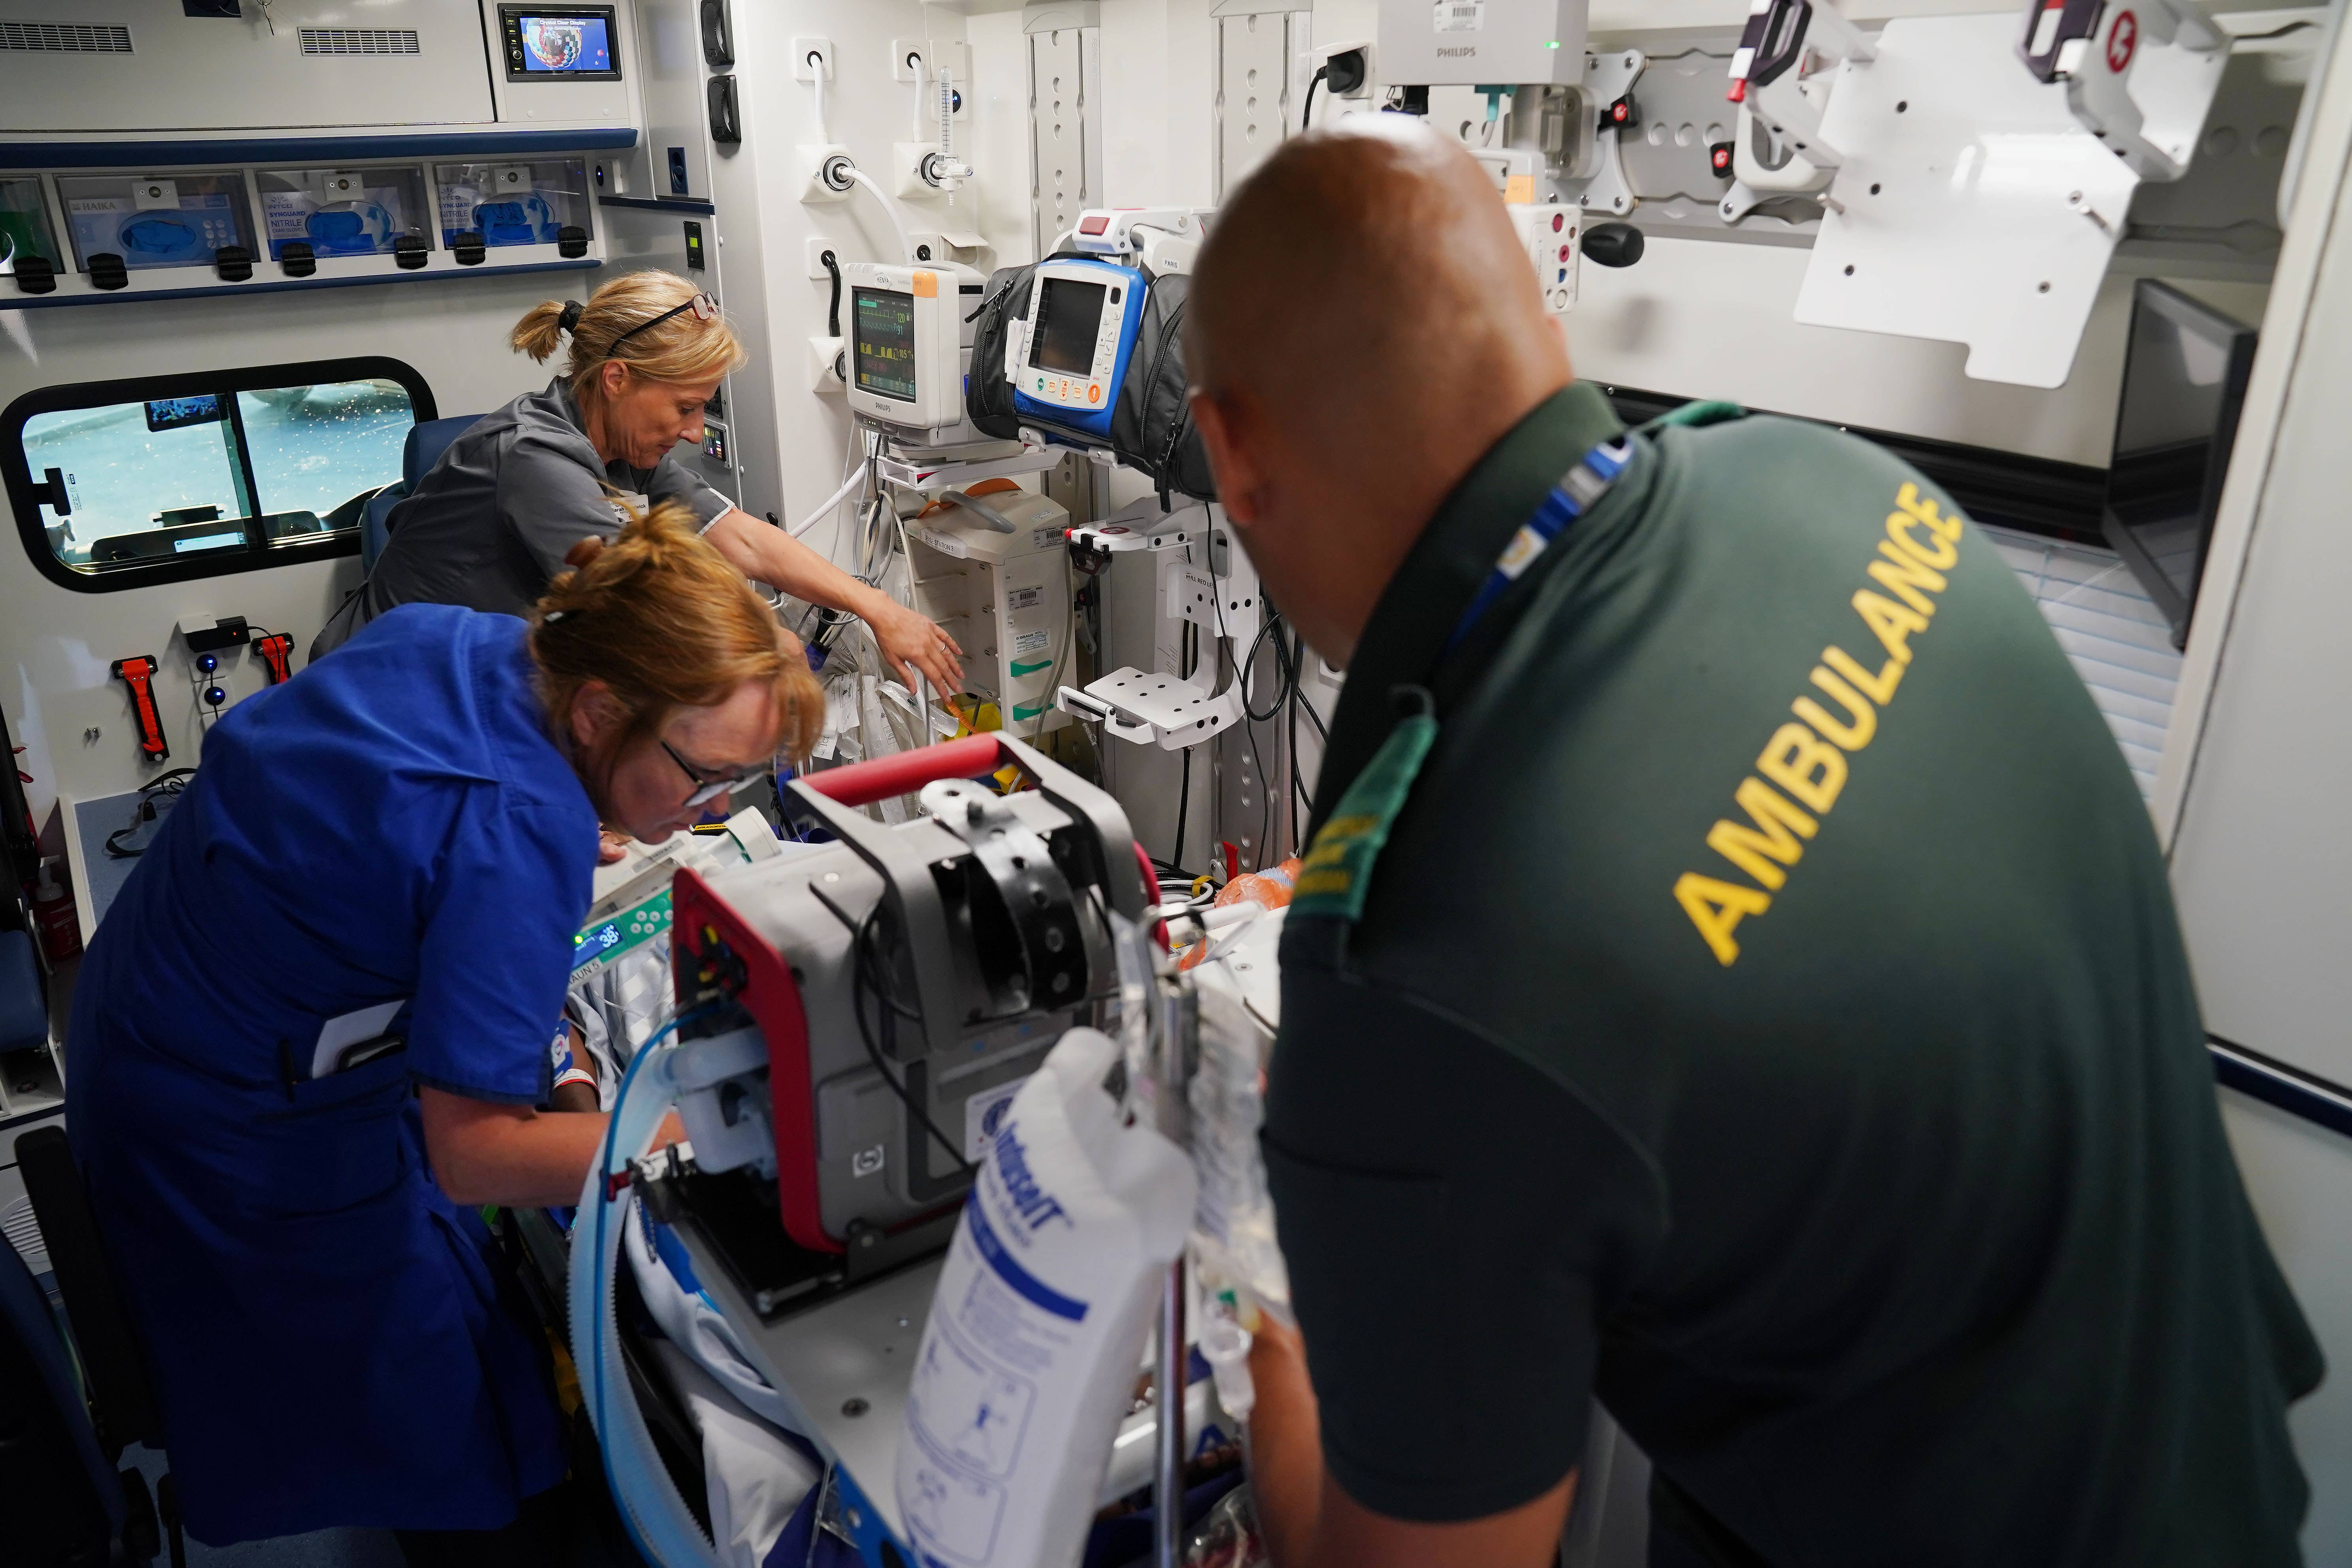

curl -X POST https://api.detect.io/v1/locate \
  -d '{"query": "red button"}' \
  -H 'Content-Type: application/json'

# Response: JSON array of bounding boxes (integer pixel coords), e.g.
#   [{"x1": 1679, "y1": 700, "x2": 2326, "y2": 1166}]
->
[
  {"x1": 1551, "y1": 212, "x2": 1565, "y2": 232},
  {"x1": 1079, "y1": 215, "x2": 1110, "y2": 234}
]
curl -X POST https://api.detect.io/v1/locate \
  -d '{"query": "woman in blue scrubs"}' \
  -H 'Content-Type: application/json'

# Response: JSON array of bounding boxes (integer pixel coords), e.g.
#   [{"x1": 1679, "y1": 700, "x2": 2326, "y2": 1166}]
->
[{"x1": 64, "y1": 504, "x2": 822, "y2": 1562}]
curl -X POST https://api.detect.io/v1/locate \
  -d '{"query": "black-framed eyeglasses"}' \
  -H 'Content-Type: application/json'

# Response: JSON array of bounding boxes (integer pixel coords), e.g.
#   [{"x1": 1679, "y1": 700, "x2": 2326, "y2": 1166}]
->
[
  {"x1": 610, "y1": 292, "x2": 720, "y2": 353},
  {"x1": 661, "y1": 738, "x2": 767, "y2": 808}
]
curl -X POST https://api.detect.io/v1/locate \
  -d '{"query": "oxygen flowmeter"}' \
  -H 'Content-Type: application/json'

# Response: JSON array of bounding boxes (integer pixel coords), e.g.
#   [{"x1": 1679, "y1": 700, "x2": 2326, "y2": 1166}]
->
[{"x1": 1012, "y1": 257, "x2": 1147, "y2": 442}]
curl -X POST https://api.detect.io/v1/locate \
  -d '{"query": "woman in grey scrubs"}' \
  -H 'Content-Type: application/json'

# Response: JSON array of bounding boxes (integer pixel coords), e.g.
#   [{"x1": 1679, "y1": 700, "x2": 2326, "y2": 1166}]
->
[{"x1": 316, "y1": 269, "x2": 962, "y2": 696}]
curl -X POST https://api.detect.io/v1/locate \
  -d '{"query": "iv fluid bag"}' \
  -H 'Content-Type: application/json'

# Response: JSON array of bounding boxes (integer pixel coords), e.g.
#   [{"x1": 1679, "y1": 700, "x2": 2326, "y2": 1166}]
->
[{"x1": 896, "y1": 1028, "x2": 1195, "y2": 1568}]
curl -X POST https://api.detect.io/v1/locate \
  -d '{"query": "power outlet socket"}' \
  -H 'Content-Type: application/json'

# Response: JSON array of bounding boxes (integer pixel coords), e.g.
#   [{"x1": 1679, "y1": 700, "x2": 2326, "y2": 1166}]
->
[
  {"x1": 808, "y1": 335, "x2": 846, "y2": 396},
  {"x1": 792, "y1": 37, "x2": 833, "y2": 82},
  {"x1": 893, "y1": 41, "x2": 978, "y2": 85},
  {"x1": 891, "y1": 40, "x2": 972, "y2": 87}
]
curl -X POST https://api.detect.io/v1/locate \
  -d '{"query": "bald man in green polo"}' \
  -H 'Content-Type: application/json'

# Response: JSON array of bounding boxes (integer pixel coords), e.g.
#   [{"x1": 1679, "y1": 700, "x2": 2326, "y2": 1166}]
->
[{"x1": 1185, "y1": 116, "x2": 2320, "y2": 1568}]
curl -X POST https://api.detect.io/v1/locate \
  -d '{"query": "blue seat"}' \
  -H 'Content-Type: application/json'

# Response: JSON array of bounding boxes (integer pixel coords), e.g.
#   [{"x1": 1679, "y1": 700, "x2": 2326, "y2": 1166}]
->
[
  {"x1": 360, "y1": 413, "x2": 484, "y2": 574},
  {"x1": 4, "y1": 1125, "x2": 183, "y2": 1566},
  {"x1": 0, "y1": 929, "x2": 45, "y2": 1056},
  {"x1": 0, "y1": 1221, "x2": 121, "y2": 1564}
]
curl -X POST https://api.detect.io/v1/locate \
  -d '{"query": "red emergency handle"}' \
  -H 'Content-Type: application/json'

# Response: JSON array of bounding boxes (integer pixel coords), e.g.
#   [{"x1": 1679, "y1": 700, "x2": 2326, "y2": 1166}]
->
[
  {"x1": 253, "y1": 633, "x2": 294, "y2": 685},
  {"x1": 110, "y1": 656, "x2": 168, "y2": 762},
  {"x1": 804, "y1": 733, "x2": 1010, "y2": 808}
]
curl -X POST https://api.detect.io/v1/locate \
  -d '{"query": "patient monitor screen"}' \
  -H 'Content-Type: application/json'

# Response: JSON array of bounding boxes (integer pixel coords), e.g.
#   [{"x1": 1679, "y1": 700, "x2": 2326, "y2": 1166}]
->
[
  {"x1": 854, "y1": 288, "x2": 919, "y2": 402},
  {"x1": 1033, "y1": 277, "x2": 1108, "y2": 374}
]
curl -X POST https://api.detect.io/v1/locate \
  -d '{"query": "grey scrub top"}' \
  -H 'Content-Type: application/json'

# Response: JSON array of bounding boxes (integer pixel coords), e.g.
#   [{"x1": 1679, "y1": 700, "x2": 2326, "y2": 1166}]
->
[{"x1": 336, "y1": 379, "x2": 732, "y2": 646}]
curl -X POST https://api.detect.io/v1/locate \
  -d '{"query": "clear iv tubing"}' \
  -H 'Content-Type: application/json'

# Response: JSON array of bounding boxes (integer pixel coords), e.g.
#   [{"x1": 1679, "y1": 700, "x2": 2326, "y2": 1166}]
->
[
  {"x1": 843, "y1": 167, "x2": 916, "y2": 265},
  {"x1": 571, "y1": 1012, "x2": 725, "y2": 1568}
]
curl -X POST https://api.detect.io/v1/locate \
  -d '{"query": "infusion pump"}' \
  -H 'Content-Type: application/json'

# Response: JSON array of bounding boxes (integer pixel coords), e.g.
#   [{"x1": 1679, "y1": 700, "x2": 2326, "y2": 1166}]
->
[{"x1": 843, "y1": 260, "x2": 976, "y2": 432}]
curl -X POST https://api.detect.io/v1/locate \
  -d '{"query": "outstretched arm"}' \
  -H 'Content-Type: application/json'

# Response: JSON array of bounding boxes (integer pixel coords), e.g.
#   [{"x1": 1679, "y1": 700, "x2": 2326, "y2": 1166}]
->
[
  {"x1": 419, "y1": 1086, "x2": 682, "y2": 1208},
  {"x1": 702, "y1": 507, "x2": 964, "y2": 694}
]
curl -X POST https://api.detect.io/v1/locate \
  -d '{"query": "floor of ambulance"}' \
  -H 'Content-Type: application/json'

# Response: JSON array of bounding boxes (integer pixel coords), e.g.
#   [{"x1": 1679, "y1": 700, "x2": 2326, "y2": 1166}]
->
[{"x1": 122, "y1": 1444, "x2": 638, "y2": 1568}]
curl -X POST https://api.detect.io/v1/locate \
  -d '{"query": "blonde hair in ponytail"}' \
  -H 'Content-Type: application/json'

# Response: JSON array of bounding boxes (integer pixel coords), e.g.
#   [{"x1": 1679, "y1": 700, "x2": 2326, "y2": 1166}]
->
[
  {"x1": 511, "y1": 269, "x2": 748, "y2": 394},
  {"x1": 510, "y1": 299, "x2": 571, "y2": 364},
  {"x1": 531, "y1": 500, "x2": 822, "y2": 814}
]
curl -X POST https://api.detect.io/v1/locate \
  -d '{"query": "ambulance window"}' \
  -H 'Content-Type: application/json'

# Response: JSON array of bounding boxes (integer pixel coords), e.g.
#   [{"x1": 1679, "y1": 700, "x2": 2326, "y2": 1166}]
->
[
  {"x1": 5, "y1": 357, "x2": 435, "y2": 593},
  {"x1": 236, "y1": 381, "x2": 418, "y2": 536}
]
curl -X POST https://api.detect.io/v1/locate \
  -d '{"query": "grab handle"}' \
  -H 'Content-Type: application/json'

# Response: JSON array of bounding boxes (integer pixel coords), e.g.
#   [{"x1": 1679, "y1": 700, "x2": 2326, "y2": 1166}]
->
[{"x1": 803, "y1": 733, "x2": 1009, "y2": 808}]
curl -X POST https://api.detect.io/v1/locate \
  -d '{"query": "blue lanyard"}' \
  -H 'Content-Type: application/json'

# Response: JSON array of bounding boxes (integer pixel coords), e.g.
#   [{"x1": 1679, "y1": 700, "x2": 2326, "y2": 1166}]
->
[{"x1": 1443, "y1": 435, "x2": 1634, "y2": 656}]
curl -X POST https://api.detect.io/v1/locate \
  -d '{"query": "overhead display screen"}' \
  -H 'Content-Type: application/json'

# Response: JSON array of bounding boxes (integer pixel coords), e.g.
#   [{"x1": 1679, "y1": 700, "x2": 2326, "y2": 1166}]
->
[
  {"x1": 854, "y1": 289, "x2": 919, "y2": 402},
  {"x1": 499, "y1": 8, "x2": 622, "y2": 79},
  {"x1": 1031, "y1": 277, "x2": 1107, "y2": 375},
  {"x1": 522, "y1": 15, "x2": 610, "y2": 71}
]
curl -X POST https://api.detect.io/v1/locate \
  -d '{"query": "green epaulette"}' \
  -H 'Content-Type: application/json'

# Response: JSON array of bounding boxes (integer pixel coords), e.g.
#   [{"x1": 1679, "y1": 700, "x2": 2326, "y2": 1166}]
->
[{"x1": 1290, "y1": 686, "x2": 1439, "y2": 925}]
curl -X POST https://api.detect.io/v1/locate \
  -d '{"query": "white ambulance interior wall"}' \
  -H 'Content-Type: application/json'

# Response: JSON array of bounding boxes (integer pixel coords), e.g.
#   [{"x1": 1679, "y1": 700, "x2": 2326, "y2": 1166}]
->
[
  {"x1": 1074, "y1": 0, "x2": 2277, "y2": 864},
  {"x1": 2155, "y1": 10, "x2": 2352, "y2": 1553},
  {"x1": 697, "y1": 1, "x2": 1032, "y2": 547},
  {"x1": 0, "y1": 277, "x2": 569, "y2": 855}
]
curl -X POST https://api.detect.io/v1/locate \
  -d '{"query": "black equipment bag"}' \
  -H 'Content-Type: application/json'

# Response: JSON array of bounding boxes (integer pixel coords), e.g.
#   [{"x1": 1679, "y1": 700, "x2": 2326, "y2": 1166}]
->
[
  {"x1": 965, "y1": 262, "x2": 1033, "y2": 442},
  {"x1": 966, "y1": 261, "x2": 1216, "y2": 503}
]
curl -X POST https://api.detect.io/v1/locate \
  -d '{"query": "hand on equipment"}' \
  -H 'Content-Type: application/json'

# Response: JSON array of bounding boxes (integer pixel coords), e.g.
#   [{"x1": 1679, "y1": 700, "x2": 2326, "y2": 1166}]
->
[
  {"x1": 598, "y1": 827, "x2": 631, "y2": 865},
  {"x1": 868, "y1": 595, "x2": 965, "y2": 695}
]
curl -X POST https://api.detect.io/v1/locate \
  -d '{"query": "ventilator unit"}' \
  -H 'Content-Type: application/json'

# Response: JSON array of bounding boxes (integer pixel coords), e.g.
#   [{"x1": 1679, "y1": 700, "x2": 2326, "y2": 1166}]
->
[{"x1": 648, "y1": 734, "x2": 1146, "y2": 1317}]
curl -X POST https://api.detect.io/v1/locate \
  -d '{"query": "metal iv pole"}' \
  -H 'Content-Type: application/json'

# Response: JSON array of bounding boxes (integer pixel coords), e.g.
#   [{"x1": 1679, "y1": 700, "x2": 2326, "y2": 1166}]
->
[{"x1": 1153, "y1": 979, "x2": 1199, "y2": 1568}]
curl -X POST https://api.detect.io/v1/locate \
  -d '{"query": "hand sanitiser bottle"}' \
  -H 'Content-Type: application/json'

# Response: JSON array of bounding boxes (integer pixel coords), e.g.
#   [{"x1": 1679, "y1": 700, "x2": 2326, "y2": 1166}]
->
[{"x1": 897, "y1": 1027, "x2": 1197, "y2": 1568}]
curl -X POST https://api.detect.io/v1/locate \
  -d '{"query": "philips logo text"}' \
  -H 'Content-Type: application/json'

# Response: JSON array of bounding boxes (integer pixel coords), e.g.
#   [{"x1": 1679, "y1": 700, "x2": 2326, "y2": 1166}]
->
[{"x1": 991, "y1": 1122, "x2": 1072, "y2": 1231}]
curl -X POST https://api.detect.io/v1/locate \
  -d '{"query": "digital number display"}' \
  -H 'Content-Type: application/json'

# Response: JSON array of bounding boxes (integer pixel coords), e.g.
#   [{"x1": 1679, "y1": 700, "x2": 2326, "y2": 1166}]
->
[
  {"x1": 518, "y1": 13, "x2": 612, "y2": 72},
  {"x1": 1032, "y1": 277, "x2": 1108, "y2": 375},
  {"x1": 145, "y1": 394, "x2": 224, "y2": 433},
  {"x1": 854, "y1": 288, "x2": 919, "y2": 403}
]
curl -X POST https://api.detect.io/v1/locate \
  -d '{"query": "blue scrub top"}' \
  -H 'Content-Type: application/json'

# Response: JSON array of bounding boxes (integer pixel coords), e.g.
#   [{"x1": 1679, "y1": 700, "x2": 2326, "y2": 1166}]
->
[{"x1": 66, "y1": 605, "x2": 600, "y2": 1545}]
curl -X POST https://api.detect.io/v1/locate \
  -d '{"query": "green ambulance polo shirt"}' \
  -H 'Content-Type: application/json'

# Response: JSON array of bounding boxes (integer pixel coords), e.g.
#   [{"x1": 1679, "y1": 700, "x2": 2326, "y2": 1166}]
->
[{"x1": 1263, "y1": 382, "x2": 2322, "y2": 1566}]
